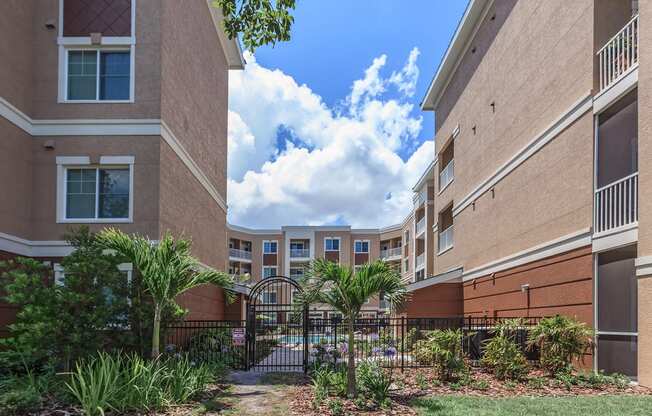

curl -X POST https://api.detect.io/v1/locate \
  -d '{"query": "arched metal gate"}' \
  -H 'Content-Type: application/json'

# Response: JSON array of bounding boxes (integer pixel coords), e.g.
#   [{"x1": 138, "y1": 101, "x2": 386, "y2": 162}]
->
[{"x1": 246, "y1": 276, "x2": 308, "y2": 372}]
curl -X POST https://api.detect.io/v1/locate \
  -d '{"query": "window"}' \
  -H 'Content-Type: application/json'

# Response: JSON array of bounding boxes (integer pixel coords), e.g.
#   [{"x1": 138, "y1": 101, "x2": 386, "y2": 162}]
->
[
  {"x1": 325, "y1": 238, "x2": 340, "y2": 251},
  {"x1": 403, "y1": 259, "x2": 409, "y2": 273},
  {"x1": 262, "y1": 292, "x2": 277, "y2": 304},
  {"x1": 354, "y1": 240, "x2": 369, "y2": 253},
  {"x1": 65, "y1": 167, "x2": 130, "y2": 220},
  {"x1": 290, "y1": 267, "x2": 305, "y2": 280},
  {"x1": 263, "y1": 241, "x2": 278, "y2": 254},
  {"x1": 66, "y1": 50, "x2": 131, "y2": 101},
  {"x1": 290, "y1": 241, "x2": 305, "y2": 250},
  {"x1": 263, "y1": 266, "x2": 277, "y2": 279}
]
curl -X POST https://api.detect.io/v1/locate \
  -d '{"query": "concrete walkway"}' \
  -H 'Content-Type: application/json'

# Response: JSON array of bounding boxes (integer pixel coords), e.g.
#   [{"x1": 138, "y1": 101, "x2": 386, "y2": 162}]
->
[{"x1": 220, "y1": 370, "x2": 306, "y2": 415}]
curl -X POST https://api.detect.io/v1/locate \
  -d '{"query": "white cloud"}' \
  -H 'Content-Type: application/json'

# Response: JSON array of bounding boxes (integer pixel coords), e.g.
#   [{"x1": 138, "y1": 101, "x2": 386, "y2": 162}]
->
[{"x1": 227, "y1": 48, "x2": 433, "y2": 228}]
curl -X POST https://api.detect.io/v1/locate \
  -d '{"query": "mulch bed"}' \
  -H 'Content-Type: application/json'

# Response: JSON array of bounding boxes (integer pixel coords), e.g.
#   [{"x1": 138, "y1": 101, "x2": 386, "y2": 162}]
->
[{"x1": 290, "y1": 367, "x2": 652, "y2": 416}]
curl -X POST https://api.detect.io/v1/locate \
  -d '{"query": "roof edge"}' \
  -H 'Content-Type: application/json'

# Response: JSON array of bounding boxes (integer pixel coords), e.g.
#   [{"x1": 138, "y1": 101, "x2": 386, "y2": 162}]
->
[
  {"x1": 421, "y1": 0, "x2": 493, "y2": 111},
  {"x1": 207, "y1": 1, "x2": 246, "y2": 70}
]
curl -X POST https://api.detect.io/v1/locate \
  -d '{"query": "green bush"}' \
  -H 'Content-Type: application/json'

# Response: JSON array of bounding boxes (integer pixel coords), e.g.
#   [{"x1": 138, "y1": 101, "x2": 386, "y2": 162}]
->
[
  {"x1": 527, "y1": 315, "x2": 593, "y2": 376},
  {"x1": 66, "y1": 352, "x2": 218, "y2": 415},
  {"x1": 481, "y1": 319, "x2": 529, "y2": 380},
  {"x1": 416, "y1": 329, "x2": 466, "y2": 381},
  {"x1": 356, "y1": 360, "x2": 392, "y2": 404},
  {"x1": 327, "y1": 398, "x2": 344, "y2": 416}
]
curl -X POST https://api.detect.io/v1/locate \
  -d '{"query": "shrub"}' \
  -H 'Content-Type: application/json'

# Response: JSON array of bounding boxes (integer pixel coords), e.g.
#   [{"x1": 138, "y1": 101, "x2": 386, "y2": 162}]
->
[
  {"x1": 472, "y1": 379, "x2": 490, "y2": 391},
  {"x1": 356, "y1": 360, "x2": 392, "y2": 405},
  {"x1": 327, "y1": 398, "x2": 344, "y2": 416},
  {"x1": 415, "y1": 372, "x2": 429, "y2": 390},
  {"x1": 66, "y1": 352, "x2": 217, "y2": 415},
  {"x1": 417, "y1": 329, "x2": 466, "y2": 381},
  {"x1": 311, "y1": 365, "x2": 335, "y2": 397},
  {"x1": 527, "y1": 315, "x2": 593, "y2": 376},
  {"x1": 527, "y1": 376, "x2": 546, "y2": 390},
  {"x1": 481, "y1": 319, "x2": 529, "y2": 380}
]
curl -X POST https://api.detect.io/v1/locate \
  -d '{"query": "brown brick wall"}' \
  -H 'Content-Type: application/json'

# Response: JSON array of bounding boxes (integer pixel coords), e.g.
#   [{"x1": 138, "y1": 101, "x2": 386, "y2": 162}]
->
[
  {"x1": 403, "y1": 283, "x2": 463, "y2": 318},
  {"x1": 463, "y1": 246, "x2": 593, "y2": 325}
]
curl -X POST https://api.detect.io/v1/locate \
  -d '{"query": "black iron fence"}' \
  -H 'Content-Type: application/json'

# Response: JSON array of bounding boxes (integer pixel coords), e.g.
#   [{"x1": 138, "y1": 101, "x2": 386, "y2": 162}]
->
[{"x1": 165, "y1": 316, "x2": 542, "y2": 371}]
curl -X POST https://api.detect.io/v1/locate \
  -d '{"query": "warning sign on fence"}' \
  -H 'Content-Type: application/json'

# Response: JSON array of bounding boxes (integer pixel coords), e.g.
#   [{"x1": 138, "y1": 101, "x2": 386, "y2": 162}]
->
[{"x1": 232, "y1": 328, "x2": 245, "y2": 346}]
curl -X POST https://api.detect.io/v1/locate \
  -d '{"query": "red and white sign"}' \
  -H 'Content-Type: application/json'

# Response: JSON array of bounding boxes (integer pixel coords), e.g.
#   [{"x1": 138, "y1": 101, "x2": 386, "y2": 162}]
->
[{"x1": 232, "y1": 328, "x2": 245, "y2": 346}]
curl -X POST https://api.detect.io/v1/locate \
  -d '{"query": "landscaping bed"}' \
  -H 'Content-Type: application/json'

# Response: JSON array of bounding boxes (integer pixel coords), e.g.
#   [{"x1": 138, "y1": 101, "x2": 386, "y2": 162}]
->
[{"x1": 290, "y1": 367, "x2": 652, "y2": 416}]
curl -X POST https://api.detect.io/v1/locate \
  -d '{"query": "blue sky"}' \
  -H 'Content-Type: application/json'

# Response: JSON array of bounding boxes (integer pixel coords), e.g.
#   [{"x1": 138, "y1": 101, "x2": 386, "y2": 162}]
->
[{"x1": 226, "y1": 1, "x2": 468, "y2": 228}]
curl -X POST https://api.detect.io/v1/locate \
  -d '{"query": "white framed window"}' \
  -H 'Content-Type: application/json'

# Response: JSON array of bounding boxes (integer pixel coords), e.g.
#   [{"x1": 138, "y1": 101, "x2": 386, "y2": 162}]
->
[
  {"x1": 57, "y1": 0, "x2": 136, "y2": 103},
  {"x1": 63, "y1": 48, "x2": 132, "y2": 102},
  {"x1": 290, "y1": 267, "x2": 305, "y2": 280},
  {"x1": 262, "y1": 266, "x2": 277, "y2": 279},
  {"x1": 262, "y1": 292, "x2": 277, "y2": 304},
  {"x1": 54, "y1": 262, "x2": 132, "y2": 287},
  {"x1": 354, "y1": 240, "x2": 370, "y2": 253},
  {"x1": 324, "y1": 237, "x2": 340, "y2": 251},
  {"x1": 56, "y1": 156, "x2": 134, "y2": 223},
  {"x1": 403, "y1": 259, "x2": 409, "y2": 273},
  {"x1": 263, "y1": 240, "x2": 278, "y2": 254}
]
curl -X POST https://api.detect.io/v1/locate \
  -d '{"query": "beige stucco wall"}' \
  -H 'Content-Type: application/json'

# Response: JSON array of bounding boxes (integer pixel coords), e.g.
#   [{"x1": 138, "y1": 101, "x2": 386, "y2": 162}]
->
[
  {"x1": 432, "y1": 0, "x2": 595, "y2": 274},
  {"x1": 637, "y1": 0, "x2": 652, "y2": 388},
  {"x1": 160, "y1": 0, "x2": 229, "y2": 198},
  {"x1": 0, "y1": 119, "x2": 33, "y2": 239},
  {"x1": 29, "y1": 135, "x2": 161, "y2": 241},
  {"x1": 30, "y1": 0, "x2": 161, "y2": 120},
  {"x1": 0, "y1": 0, "x2": 34, "y2": 115}
]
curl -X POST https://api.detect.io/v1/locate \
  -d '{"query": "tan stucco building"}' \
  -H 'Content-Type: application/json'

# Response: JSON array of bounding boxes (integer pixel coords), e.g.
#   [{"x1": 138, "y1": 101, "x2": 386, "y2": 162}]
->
[{"x1": 0, "y1": 0, "x2": 244, "y2": 327}]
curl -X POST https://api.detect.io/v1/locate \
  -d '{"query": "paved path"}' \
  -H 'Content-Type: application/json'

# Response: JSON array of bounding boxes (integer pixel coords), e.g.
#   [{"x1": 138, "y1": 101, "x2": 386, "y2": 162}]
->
[{"x1": 217, "y1": 370, "x2": 305, "y2": 415}]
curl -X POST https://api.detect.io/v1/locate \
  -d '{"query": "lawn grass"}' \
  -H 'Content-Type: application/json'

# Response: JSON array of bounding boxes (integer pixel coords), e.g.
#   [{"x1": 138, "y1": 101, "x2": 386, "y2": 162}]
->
[{"x1": 412, "y1": 395, "x2": 652, "y2": 416}]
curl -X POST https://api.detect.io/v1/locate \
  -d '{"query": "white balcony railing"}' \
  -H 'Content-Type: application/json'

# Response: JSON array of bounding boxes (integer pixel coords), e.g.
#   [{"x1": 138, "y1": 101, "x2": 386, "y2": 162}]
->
[
  {"x1": 416, "y1": 217, "x2": 426, "y2": 237},
  {"x1": 439, "y1": 160, "x2": 454, "y2": 191},
  {"x1": 438, "y1": 225, "x2": 454, "y2": 253},
  {"x1": 415, "y1": 253, "x2": 425, "y2": 270},
  {"x1": 598, "y1": 14, "x2": 639, "y2": 92},
  {"x1": 229, "y1": 248, "x2": 252, "y2": 260},
  {"x1": 380, "y1": 247, "x2": 402, "y2": 259},
  {"x1": 594, "y1": 172, "x2": 638, "y2": 234},
  {"x1": 290, "y1": 248, "x2": 310, "y2": 258},
  {"x1": 413, "y1": 192, "x2": 425, "y2": 207}
]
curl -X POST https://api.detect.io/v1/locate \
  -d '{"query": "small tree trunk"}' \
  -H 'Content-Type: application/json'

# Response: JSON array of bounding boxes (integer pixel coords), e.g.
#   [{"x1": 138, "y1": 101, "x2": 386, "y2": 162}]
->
[
  {"x1": 151, "y1": 304, "x2": 162, "y2": 359},
  {"x1": 347, "y1": 316, "x2": 357, "y2": 397}
]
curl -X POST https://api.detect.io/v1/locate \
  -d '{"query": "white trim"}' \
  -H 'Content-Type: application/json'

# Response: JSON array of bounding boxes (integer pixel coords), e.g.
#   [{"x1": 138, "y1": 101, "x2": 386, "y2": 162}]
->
[
  {"x1": 436, "y1": 245, "x2": 454, "y2": 257},
  {"x1": 635, "y1": 256, "x2": 652, "y2": 277},
  {"x1": 421, "y1": 0, "x2": 494, "y2": 111},
  {"x1": 206, "y1": 0, "x2": 245, "y2": 70},
  {"x1": 262, "y1": 240, "x2": 279, "y2": 255},
  {"x1": 59, "y1": 46, "x2": 135, "y2": 103},
  {"x1": 453, "y1": 93, "x2": 593, "y2": 217},
  {"x1": 227, "y1": 223, "x2": 282, "y2": 235},
  {"x1": 0, "y1": 232, "x2": 73, "y2": 257},
  {"x1": 462, "y1": 228, "x2": 592, "y2": 281},
  {"x1": 596, "y1": 331, "x2": 638, "y2": 337},
  {"x1": 56, "y1": 159, "x2": 135, "y2": 224},
  {"x1": 160, "y1": 121, "x2": 228, "y2": 213},
  {"x1": 593, "y1": 65, "x2": 638, "y2": 115},
  {"x1": 0, "y1": 96, "x2": 161, "y2": 136},
  {"x1": 411, "y1": 160, "x2": 436, "y2": 191},
  {"x1": 353, "y1": 240, "x2": 370, "y2": 254},
  {"x1": 324, "y1": 237, "x2": 341, "y2": 252},
  {"x1": 592, "y1": 224, "x2": 638, "y2": 253},
  {"x1": 99, "y1": 156, "x2": 135, "y2": 165},
  {"x1": 407, "y1": 267, "x2": 463, "y2": 292},
  {"x1": 58, "y1": 36, "x2": 136, "y2": 46}
]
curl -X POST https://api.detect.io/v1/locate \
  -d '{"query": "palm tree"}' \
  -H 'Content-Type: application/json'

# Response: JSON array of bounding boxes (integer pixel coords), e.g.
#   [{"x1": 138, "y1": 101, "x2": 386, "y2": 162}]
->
[
  {"x1": 300, "y1": 259, "x2": 407, "y2": 397},
  {"x1": 97, "y1": 228, "x2": 233, "y2": 358}
]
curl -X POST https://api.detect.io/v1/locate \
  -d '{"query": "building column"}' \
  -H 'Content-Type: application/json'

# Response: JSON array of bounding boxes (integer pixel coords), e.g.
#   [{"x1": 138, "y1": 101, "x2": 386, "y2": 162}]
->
[{"x1": 636, "y1": 1, "x2": 652, "y2": 387}]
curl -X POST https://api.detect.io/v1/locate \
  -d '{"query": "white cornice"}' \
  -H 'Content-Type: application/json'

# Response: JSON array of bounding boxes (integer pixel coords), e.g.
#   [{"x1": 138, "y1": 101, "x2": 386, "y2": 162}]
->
[
  {"x1": 453, "y1": 93, "x2": 593, "y2": 217},
  {"x1": 635, "y1": 256, "x2": 652, "y2": 278},
  {"x1": 461, "y1": 228, "x2": 592, "y2": 282},
  {"x1": 0, "y1": 96, "x2": 161, "y2": 136},
  {"x1": 412, "y1": 160, "x2": 436, "y2": 191},
  {"x1": 0, "y1": 232, "x2": 73, "y2": 257},
  {"x1": 421, "y1": 0, "x2": 494, "y2": 111},
  {"x1": 206, "y1": 0, "x2": 245, "y2": 70},
  {"x1": 407, "y1": 267, "x2": 463, "y2": 292},
  {"x1": 227, "y1": 223, "x2": 282, "y2": 235}
]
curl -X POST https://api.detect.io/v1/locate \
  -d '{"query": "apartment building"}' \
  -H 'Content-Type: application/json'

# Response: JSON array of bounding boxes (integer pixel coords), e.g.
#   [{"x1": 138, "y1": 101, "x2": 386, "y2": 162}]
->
[
  {"x1": 0, "y1": 0, "x2": 244, "y2": 330},
  {"x1": 409, "y1": 0, "x2": 649, "y2": 383}
]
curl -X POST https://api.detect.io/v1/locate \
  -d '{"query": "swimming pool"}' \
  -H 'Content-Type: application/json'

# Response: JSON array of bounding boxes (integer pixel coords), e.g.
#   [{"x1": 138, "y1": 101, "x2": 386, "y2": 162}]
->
[{"x1": 279, "y1": 335, "x2": 339, "y2": 344}]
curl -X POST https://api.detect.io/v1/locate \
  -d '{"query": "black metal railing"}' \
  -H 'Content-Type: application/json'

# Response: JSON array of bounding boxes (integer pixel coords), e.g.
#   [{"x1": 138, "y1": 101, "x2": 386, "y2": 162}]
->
[{"x1": 166, "y1": 316, "x2": 542, "y2": 371}]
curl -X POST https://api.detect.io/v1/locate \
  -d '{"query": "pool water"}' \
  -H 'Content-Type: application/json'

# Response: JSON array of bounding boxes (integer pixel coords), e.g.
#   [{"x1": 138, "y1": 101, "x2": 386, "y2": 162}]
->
[{"x1": 280, "y1": 335, "x2": 338, "y2": 344}]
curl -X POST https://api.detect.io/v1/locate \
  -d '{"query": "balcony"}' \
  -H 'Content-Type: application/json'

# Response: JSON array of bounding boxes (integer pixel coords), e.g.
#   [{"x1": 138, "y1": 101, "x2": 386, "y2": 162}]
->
[
  {"x1": 229, "y1": 248, "x2": 252, "y2": 261},
  {"x1": 413, "y1": 192, "x2": 425, "y2": 208},
  {"x1": 439, "y1": 160, "x2": 454, "y2": 191},
  {"x1": 598, "y1": 14, "x2": 639, "y2": 93},
  {"x1": 290, "y1": 248, "x2": 310, "y2": 258},
  {"x1": 438, "y1": 225, "x2": 454, "y2": 254},
  {"x1": 415, "y1": 252, "x2": 425, "y2": 271},
  {"x1": 415, "y1": 217, "x2": 426, "y2": 238},
  {"x1": 380, "y1": 247, "x2": 402, "y2": 260},
  {"x1": 594, "y1": 172, "x2": 638, "y2": 234}
]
